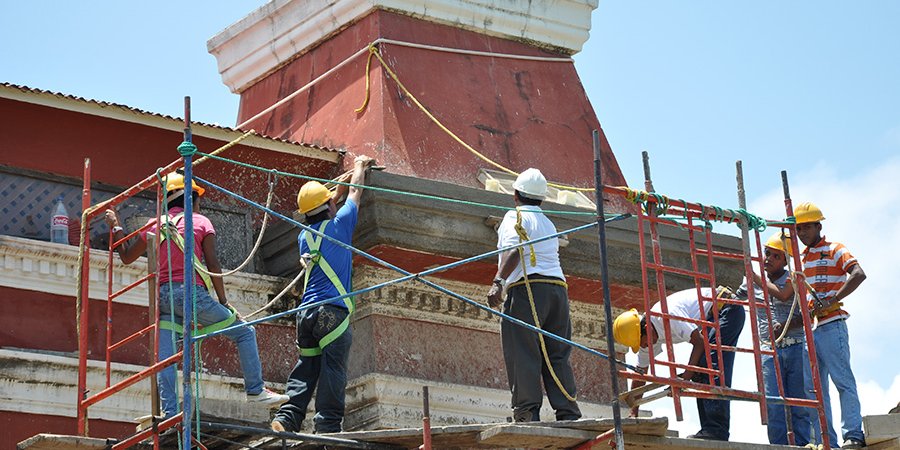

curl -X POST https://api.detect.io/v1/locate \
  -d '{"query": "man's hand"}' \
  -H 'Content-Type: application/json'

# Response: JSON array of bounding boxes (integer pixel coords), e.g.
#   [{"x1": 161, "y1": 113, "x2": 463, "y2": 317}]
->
[
  {"x1": 354, "y1": 154, "x2": 375, "y2": 167},
  {"x1": 104, "y1": 209, "x2": 121, "y2": 228},
  {"x1": 630, "y1": 406, "x2": 640, "y2": 417},
  {"x1": 772, "y1": 321, "x2": 784, "y2": 337},
  {"x1": 677, "y1": 370, "x2": 696, "y2": 381},
  {"x1": 487, "y1": 281, "x2": 504, "y2": 308}
]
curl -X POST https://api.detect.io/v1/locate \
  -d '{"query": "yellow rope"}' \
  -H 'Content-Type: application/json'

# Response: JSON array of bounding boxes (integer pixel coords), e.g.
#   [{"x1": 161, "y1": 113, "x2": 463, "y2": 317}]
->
[
  {"x1": 513, "y1": 208, "x2": 577, "y2": 402},
  {"x1": 362, "y1": 45, "x2": 593, "y2": 193},
  {"x1": 354, "y1": 45, "x2": 376, "y2": 113}
]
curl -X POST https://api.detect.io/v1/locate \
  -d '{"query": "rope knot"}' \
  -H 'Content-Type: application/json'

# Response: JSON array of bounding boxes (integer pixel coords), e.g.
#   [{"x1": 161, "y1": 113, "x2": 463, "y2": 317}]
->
[{"x1": 178, "y1": 141, "x2": 198, "y2": 157}]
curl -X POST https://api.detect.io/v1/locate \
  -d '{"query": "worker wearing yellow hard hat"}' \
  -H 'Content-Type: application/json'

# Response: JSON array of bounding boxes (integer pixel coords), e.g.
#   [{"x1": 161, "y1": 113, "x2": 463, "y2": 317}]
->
[
  {"x1": 795, "y1": 202, "x2": 867, "y2": 448},
  {"x1": 613, "y1": 286, "x2": 745, "y2": 442},
  {"x1": 273, "y1": 154, "x2": 376, "y2": 434},
  {"x1": 738, "y1": 231, "x2": 816, "y2": 446},
  {"x1": 103, "y1": 170, "x2": 289, "y2": 418}
]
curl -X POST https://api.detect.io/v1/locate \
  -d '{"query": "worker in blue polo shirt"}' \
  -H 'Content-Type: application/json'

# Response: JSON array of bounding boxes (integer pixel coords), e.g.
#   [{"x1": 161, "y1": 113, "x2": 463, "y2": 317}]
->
[{"x1": 272, "y1": 154, "x2": 374, "y2": 434}]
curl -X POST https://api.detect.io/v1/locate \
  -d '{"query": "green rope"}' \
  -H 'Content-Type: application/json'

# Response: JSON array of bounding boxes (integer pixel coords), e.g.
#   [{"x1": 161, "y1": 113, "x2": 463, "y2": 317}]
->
[
  {"x1": 193, "y1": 150, "x2": 616, "y2": 218},
  {"x1": 178, "y1": 141, "x2": 198, "y2": 157},
  {"x1": 734, "y1": 208, "x2": 768, "y2": 232}
]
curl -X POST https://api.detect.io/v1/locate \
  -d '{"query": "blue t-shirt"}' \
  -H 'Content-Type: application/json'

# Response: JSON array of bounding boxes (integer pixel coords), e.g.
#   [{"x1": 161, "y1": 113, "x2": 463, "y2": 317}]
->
[{"x1": 298, "y1": 199, "x2": 358, "y2": 308}]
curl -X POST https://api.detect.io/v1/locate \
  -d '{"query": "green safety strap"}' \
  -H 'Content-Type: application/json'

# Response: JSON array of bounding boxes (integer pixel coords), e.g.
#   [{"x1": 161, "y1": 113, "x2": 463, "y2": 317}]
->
[
  {"x1": 159, "y1": 213, "x2": 215, "y2": 293},
  {"x1": 297, "y1": 220, "x2": 355, "y2": 357},
  {"x1": 160, "y1": 304, "x2": 238, "y2": 337}
]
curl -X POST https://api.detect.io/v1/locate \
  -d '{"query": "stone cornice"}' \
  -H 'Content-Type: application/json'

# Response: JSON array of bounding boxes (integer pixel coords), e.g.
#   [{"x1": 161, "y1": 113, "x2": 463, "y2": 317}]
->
[
  {"x1": 208, "y1": 0, "x2": 598, "y2": 93},
  {"x1": 0, "y1": 235, "x2": 282, "y2": 313},
  {"x1": 352, "y1": 265, "x2": 630, "y2": 352},
  {"x1": 0, "y1": 348, "x2": 273, "y2": 423}
]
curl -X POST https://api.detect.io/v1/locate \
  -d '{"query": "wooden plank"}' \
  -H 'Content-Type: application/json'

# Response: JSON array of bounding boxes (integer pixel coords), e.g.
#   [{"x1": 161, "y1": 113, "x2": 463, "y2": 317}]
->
[
  {"x1": 623, "y1": 434, "x2": 799, "y2": 450},
  {"x1": 620, "y1": 383, "x2": 669, "y2": 408},
  {"x1": 539, "y1": 417, "x2": 670, "y2": 436},
  {"x1": 17, "y1": 434, "x2": 110, "y2": 450},
  {"x1": 865, "y1": 414, "x2": 900, "y2": 445},
  {"x1": 335, "y1": 417, "x2": 670, "y2": 448},
  {"x1": 869, "y1": 438, "x2": 900, "y2": 450},
  {"x1": 477, "y1": 424, "x2": 598, "y2": 448}
]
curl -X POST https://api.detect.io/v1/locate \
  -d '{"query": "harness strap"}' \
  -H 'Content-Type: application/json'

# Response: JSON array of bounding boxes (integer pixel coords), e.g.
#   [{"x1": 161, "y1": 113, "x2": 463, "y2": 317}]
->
[
  {"x1": 159, "y1": 212, "x2": 214, "y2": 293},
  {"x1": 159, "y1": 304, "x2": 238, "y2": 337},
  {"x1": 298, "y1": 220, "x2": 355, "y2": 357},
  {"x1": 507, "y1": 278, "x2": 568, "y2": 290}
]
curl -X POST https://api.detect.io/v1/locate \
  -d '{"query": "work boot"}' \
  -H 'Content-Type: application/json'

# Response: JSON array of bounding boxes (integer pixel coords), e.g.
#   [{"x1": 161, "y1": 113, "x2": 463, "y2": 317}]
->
[
  {"x1": 686, "y1": 430, "x2": 727, "y2": 441},
  {"x1": 842, "y1": 438, "x2": 866, "y2": 449}
]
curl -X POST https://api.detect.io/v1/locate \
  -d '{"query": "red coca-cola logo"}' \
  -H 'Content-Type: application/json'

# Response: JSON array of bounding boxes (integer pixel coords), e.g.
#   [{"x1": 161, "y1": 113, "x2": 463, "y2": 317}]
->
[{"x1": 52, "y1": 216, "x2": 69, "y2": 226}]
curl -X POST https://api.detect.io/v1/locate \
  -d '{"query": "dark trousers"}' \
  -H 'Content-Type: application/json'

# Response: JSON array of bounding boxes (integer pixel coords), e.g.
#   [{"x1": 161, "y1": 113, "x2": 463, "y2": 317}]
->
[
  {"x1": 274, "y1": 305, "x2": 352, "y2": 433},
  {"x1": 692, "y1": 303, "x2": 746, "y2": 440},
  {"x1": 501, "y1": 278, "x2": 581, "y2": 422}
]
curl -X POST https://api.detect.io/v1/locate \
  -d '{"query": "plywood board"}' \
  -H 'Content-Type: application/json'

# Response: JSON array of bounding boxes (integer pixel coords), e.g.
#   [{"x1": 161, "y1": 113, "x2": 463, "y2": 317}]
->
[
  {"x1": 476, "y1": 424, "x2": 598, "y2": 448},
  {"x1": 623, "y1": 434, "x2": 803, "y2": 450},
  {"x1": 16, "y1": 435, "x2": 110, "y2": 450},
  {"x1": 865, "y1": 414, "x2": 900, "y2": 445},
  {"x1": 869, "y1": 438, "x2": 900, "y2": 450}
]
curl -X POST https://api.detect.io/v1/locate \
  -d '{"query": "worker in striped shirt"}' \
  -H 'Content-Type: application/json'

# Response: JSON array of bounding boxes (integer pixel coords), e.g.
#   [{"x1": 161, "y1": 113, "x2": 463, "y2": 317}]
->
[{"x1": 795, "y1": 202, "x2": 867, "y2": 449}]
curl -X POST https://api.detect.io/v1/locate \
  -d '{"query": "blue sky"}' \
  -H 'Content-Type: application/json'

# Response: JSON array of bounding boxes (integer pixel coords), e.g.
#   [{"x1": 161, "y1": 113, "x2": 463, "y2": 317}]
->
[{"x1": 3, "y1": 1, "x2": 898, "y2": 444}]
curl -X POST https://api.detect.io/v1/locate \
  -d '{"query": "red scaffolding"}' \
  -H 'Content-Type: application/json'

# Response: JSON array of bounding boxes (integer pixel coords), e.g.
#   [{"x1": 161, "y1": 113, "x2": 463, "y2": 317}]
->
[
  {"x1": 608, "y1": 158, "x2": 830, "y2": 449},
  {"x1": 71, "y1": 144, "x2": 831, "y2": 448}
]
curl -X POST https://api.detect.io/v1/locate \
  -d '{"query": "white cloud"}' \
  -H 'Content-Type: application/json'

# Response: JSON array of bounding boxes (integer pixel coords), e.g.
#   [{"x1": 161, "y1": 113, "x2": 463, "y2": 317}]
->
[{"x1": 631, "y1": 156, "x2": 900, "y2": 444}]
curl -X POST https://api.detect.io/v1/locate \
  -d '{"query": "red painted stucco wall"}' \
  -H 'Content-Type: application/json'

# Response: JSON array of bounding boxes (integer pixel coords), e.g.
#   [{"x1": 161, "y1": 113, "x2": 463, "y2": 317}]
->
[{"x1": 236, "y1": 10, "x2": 627, "y2": 197}]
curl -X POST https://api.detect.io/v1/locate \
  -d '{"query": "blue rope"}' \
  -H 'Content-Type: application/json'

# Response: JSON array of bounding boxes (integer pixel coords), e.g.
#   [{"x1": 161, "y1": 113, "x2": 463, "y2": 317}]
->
[{"x1": 191, "y1": 174, "x2": 640, "y2": 372}]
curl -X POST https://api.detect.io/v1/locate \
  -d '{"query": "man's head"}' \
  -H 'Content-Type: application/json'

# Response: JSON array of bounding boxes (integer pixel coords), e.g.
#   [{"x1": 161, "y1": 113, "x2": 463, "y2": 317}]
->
[
  {"x1": 297, "y1": 181, "x2": 335, "y2": 224},
  {"x1": 763, "y1": 232, "x2": 791, "y2": 276},
  {"x1": 613, "y1": 309, "x2": 654, "y2": 353},
  {"x1": 512, "y1": 168, "x2": 548, "y2": 206},
  {"x1": 794, "y1": 202, "x2": 825, "y2": 247},
  {"x1": 164, "y1": 172, "x2": 204, "y2": 210}
]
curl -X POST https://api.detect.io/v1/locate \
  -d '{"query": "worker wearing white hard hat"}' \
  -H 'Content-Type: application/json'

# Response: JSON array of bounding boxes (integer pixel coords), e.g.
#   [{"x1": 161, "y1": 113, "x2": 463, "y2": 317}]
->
[{"x1": 487, "y1": 168, "x2": 581, "y2": 422}]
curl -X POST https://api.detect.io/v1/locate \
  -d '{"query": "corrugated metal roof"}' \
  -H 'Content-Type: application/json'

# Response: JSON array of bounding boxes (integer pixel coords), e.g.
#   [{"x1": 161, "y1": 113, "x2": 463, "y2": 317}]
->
[{"x1": 0, "y1": 82, "x2": 341, "y2": 154}]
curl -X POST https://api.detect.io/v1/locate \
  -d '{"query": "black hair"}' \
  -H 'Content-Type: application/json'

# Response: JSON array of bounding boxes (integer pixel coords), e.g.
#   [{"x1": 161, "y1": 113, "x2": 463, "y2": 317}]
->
[
  {"x1": 305, "y1": 208, "x2": 331, "y2": 225},
  {"x1": 639, "y1": 316, "x2": 648, "y2": 339},
  {"x1": 514, "y1": 190, "x2": 543, "y2": 206},
  {"x1": 166, "y1": 191, "x2": 199, "y2": 210}
]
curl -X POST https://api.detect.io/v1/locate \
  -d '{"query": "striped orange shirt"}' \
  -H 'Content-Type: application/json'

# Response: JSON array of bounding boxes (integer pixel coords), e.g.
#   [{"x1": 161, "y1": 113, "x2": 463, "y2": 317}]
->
[{"x1": 802, "y1": 236, "x2": 858, "y2": 324}]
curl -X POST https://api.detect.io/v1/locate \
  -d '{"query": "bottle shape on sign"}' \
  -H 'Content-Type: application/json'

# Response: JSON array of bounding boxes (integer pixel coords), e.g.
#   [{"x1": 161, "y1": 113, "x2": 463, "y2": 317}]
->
[{"x1": 51, "y1": 196, "x2": 70, "y2": 245}]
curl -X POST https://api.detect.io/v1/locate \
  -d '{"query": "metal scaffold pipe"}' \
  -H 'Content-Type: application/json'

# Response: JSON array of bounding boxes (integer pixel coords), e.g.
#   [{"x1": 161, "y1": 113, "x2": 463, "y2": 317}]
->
[{"x1": 593, "y1": 130, "x2": 624, "y2": 449}]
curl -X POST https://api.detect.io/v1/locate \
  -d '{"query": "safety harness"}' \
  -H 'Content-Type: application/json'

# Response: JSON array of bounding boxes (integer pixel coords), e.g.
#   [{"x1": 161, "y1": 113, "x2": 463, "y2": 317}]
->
[
  {"x1": 297, "y1": 220, "x2": 355, "y2": 357},
  {"x1": 510, "y1": 207, "x2": 576, "y2": 402},
  {"x1": 156, "y1": 212, "x2": 237, "y2": 336}
]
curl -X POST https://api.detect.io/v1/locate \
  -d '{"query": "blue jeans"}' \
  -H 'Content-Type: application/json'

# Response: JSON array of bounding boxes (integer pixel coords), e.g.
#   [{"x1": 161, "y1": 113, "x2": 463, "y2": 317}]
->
[
  {"x1": 692, "y1": 303, "x2": 745, "y2": 441},
  {"x1": 814, "y1": 319, "x2": 864, "y2": 444},
  {"x1": 275, "y1": 305, "x2": 352, "y2": 433},
  {"x1": 158, "y1": 283, "x2": 264, "y2": 417},
  {"x1": 762, "y1": 343, "x2": 816, "y2": 445}
]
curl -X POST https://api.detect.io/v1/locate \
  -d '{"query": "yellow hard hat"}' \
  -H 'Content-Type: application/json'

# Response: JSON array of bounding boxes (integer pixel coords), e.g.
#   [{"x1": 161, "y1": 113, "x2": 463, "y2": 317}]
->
[
  {"x1": 764, "y1": 232, "x2": 793, "y2": 257},
  {"x1": 613, "y1": 309, "x2": 642, "y2": 353},
  {"x1": 794, "y1": 202, "x2": 825, "y2": 224},
  {"x1": 164, "y1": 172, "x2": 205, "y2": 196},
  {"x1": 297, "y1": 181, "x2": 333, "y2": 214}
]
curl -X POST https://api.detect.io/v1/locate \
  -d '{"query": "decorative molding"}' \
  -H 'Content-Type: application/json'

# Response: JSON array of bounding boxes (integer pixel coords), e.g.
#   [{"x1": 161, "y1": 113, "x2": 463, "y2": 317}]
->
[
  {"x1": 0, "y1": 349, "x2": 615, "y2": 430},
  {"x1": 0, "y1": 349, "x2": 273, "y2": 423},
  {"x1": 0, "y1": 235, "x2": 282, "y2": 313},
  {"x1": 352, "y1": 265, "x2": 630, "y2": 352},
  {"x1": 208, "y1": 0, "x2": 599, "y2": 93},
  {"x1": 344, "y1": 372, "x2": 615, "y2": 431}
]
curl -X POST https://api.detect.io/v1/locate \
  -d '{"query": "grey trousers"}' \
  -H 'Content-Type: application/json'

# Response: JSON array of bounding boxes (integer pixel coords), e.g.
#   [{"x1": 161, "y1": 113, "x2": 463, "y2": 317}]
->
[{"x1": 501, "y1": 276, "x2": 582, "y2": 422}]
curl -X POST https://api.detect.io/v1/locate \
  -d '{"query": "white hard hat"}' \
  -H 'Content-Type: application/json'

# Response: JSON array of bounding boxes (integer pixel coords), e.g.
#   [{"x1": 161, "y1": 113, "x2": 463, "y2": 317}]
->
[{"x1": 513, "y1": 168, "x2": 548, "y2": 200}]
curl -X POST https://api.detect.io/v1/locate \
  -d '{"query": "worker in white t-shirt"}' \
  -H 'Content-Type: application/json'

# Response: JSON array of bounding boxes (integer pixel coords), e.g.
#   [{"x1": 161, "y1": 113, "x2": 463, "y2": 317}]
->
[{"x1": 613, "y1": 287, "x2": 746, "y2": 442}]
